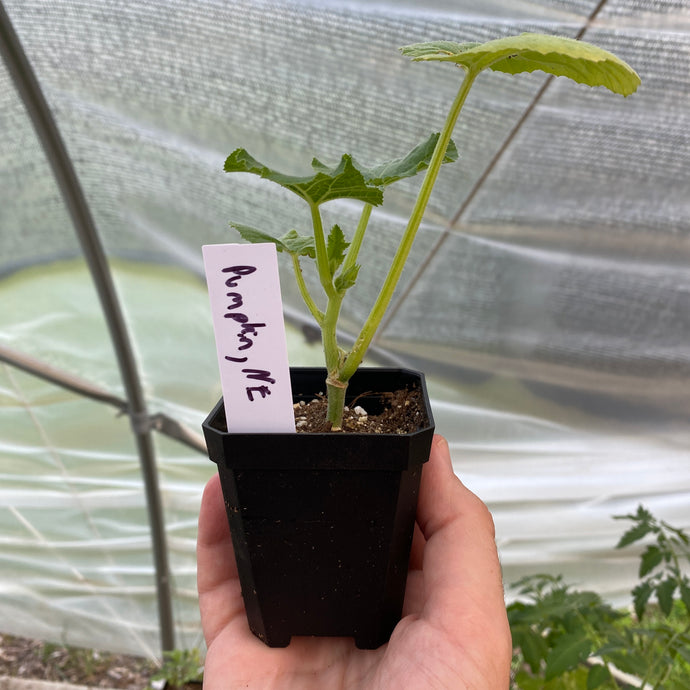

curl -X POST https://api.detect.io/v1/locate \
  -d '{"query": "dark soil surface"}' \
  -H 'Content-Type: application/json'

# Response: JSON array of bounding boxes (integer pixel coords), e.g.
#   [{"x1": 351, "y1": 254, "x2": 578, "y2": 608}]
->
[
  {"x1": 294, "y1": 386, "x2": 427, "y2": 433},
  {"x1": 0, "y1": 633, "x2": 157, "y2": 688}
]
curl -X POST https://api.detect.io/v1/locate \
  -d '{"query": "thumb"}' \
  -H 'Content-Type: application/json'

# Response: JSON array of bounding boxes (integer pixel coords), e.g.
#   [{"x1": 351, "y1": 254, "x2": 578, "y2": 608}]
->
[{"x1": 417, "y1": 436, "x2": 509, "y2": 642}]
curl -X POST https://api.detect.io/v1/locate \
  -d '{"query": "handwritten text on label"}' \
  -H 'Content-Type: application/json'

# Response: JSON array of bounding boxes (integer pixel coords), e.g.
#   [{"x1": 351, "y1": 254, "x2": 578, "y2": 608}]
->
[{"x1": 203, "y1": 244, "x2": 295, "y2": 433}]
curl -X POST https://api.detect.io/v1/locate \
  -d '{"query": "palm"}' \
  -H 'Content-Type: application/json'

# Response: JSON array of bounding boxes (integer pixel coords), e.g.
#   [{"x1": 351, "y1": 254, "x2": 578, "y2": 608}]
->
[{"x1": 198, "y1": 437, "x2": 511, "y2": 689}]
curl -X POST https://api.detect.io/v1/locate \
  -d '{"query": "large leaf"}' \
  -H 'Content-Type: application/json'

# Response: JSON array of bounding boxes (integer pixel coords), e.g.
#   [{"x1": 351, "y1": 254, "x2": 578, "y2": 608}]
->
[
  {"x1": 401, "y1": 33, "x2": 640, "y2": 96},
  {"x1": 225, "y1": 132, "x2": 459, "y2": 208},
  {"x1": 225, "y1": 149, "x2": 383, "y2": 207}
]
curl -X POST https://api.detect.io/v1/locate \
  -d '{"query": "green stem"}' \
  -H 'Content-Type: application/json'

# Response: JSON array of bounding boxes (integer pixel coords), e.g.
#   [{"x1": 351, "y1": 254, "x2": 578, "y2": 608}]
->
[
  {"x1": 309, "y1": 200, "x2": 349, "y2": 424},
  {"x1": 339, "y1": 68, "x2": 476, "y2": 383},
  {"x1": 322, "y1": 290, "x2": 347, "y2": 428},
  {"x1": 310, "y1": 203, "x2": 336, "y2": 299},
  {"x1": 326, "y1": 376, "x2": 348, "y2": 430},
  {"x1": 342, "y1": 202, "x2": 373, "y2": 273},
  {"x1": 321, "y1": 204, "x2": 373, "y2": 427},
  {"x1": 307, "y1": 201, "x2": 349, "y2": 426},
  {"x1": 322, "y1": 291, "x2": 345, "y2": 373},
  {"x1": 641, "y1": 625, "x2": 686, "y2": 688},
  {"x1": 573, "y1": 611, "x2": 619, "y2": 690},
  {"x1": 291, "y1": 254, "x2": 324, "y2": 326}
]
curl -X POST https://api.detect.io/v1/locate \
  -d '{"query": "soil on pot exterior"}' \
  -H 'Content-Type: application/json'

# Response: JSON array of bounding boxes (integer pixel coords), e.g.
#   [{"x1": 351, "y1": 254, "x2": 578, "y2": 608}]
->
[{"x1": 293, "y1": 386, "x2": 427, "y2": 434}]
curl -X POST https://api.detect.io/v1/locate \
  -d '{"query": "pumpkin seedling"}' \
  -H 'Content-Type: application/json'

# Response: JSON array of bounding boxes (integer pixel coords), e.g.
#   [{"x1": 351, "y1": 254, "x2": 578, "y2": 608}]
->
[{"x1": 224, "y1": 33, "x2": 640, "y2": 429}]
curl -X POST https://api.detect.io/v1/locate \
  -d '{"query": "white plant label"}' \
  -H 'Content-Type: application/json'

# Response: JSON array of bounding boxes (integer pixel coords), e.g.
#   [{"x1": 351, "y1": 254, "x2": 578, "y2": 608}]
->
[{"x1": 202, "y1": 243, "x2": 295, "y2": 433}]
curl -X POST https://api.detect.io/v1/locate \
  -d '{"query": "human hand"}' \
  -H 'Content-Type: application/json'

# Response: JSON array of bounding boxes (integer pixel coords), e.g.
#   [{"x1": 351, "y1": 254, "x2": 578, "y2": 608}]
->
[{"x1": 197, "y1": 434, "x2": 511, "y2": 689}]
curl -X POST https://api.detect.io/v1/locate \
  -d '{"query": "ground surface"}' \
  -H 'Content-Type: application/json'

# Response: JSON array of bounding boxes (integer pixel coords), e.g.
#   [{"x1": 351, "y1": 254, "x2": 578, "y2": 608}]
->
[{"x1": 0, "y1": 634, "x2": 157, "y2": 689}]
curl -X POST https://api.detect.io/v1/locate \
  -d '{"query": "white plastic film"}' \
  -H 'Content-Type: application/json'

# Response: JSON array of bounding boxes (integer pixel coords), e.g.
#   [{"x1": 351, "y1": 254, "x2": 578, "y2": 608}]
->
[{"x1": 1, "y1": 0, "x2": 689, "y2": 655}]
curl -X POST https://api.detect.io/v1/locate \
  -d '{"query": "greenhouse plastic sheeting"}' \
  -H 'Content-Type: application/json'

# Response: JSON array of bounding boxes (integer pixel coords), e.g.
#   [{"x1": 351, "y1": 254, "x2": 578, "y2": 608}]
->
[{"x1": 1, "y1": 0, "x2": 689, "y2": 656}]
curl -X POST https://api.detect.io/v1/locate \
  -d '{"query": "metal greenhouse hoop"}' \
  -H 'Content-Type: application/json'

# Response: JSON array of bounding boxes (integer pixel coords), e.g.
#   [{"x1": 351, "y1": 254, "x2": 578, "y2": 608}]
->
[{"x1": 0, "y1": 1, "x2": 175, "y2": 653}]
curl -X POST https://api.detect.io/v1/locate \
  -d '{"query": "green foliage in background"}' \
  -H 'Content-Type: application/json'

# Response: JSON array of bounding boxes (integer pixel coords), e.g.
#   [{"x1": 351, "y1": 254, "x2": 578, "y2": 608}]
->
[
  {"x1": 510, "y1": 507, "x2": 690, "y2": 689},
  {"x1": 149, "y1": 647, "x2": 203, "y2": 689}
]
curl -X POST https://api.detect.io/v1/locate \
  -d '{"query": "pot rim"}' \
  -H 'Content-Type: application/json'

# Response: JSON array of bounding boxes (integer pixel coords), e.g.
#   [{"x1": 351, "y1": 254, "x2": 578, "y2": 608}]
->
[{"x1": 202, "y1": 367, "x2": 436, "y2": 471}]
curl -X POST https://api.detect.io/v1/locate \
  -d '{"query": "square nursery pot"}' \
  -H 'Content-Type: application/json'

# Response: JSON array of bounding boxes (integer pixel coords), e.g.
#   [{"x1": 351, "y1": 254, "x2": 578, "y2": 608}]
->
[{"x1": 202, "y1": 366, "x2": 435, "y2": 649}]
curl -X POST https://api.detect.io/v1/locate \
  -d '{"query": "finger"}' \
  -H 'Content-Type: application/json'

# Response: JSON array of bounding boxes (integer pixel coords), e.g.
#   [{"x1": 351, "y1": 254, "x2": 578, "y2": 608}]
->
[
  {"x1": 409, "y1": 521, "x2": 425, "y2": 571},
  {"x1": 416, "y1": 436, "x2": 508, "y2": 641},
  {"x1": 197, "y1": 472, "x2": 245, "y2": 644},
  {"x1": 197, "y1": 473, "x2": 238, "y2": 585},
  {"x1": 402, "y1": 521, "x2": 426, "y2": 617}
]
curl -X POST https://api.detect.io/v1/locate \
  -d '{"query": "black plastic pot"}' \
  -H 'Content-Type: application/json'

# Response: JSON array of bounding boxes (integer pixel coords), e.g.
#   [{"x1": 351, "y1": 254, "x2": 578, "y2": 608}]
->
[{"x1": 202, "y1": 367, "x2": 435, "y2": 649}]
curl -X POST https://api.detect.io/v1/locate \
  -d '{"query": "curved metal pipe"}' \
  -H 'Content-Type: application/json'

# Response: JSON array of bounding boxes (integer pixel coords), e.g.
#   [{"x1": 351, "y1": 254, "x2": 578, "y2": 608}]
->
[{"x1": 0, "y1": 2, "x2": 175, "y2": 652}]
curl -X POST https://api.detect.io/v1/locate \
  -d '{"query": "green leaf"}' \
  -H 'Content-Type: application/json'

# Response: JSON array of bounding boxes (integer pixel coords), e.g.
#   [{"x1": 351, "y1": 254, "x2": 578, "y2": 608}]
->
[
  {"x1": 680, "y1": 582, "x2": 690, "y2": 615},
  {"x1": 640, "y1": 544, "x2": 663, "y2": 577},
  {"x1": 672, "y1": 632, "x2": 690, "y2": 664},
  {"x1": 512, "y1": 670, "x2": 544, "y2": 690},
  {"x1": 587, "y1": 664, "x2": 613, "y2": 690},
  {"x1": 664, "y1": 521, "x2": 690, "y2": 546},
  {"x1": 604, "y1": 650, "x2": 649, "y2": 678},
  {"x1": 616, "y1": 519, "x2": 655, "y2": 549},
  {"x1": 225, "y1": 149, "x2": 383, "y2": 207},
  {"x1": 327, "y1": 224, "x2": 349, "y2": 275},
  {"x1": 279, "y1": 230, "x2": 318, "y2": 258},
  {"x1": 544, "y1": 632, "x2": 593, "y2": 681},
  {"x1": 334, "y1": 264, "x2": 360, "y2": 292},
  {"x1": 230, "y1": 223, "x2": 316, "y2": 258},
  {"x1": 656, "y1": 577, "x2": 677, "y2": 616},
  {"x1": 513, "y1": 627, "x2": 548, "y2": 673},
  {"x1": 614, "y1": 504, "x2": 654, "y2": 523},
  {"x1": 225, "y1": 133, "x2": 459, "y2": 211},
  {"x1": 510, "y1": 573, "x2": 565, "y2": 599},
  {"x1": 353, "y1": 132, "x2": 458, "y2": 187},
  {"x1": 596, "y1": 636, "x2": 630, "y2": 660},
  {"x1": 632, "y1": 580, "x2": 653, "y2": 620},
  {"x1": 401, "y1": 33, "x2": 640, "y2": 96}
]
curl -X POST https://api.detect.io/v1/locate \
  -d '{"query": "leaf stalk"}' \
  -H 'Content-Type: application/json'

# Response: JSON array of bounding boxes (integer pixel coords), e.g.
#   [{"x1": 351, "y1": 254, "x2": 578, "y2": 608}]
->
[
  {"x1": 291, "y1": 253, "x2": 324, "y2": 325},
  {"x1": 339, "y1": 68, "x2": 476, "y2": 383},
  {"x1": 310, "y1": 203, "x2": 337, "y2": 299},
  {"x1": 342, "y1": 202, "x2": 373, "y2": 274}
]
